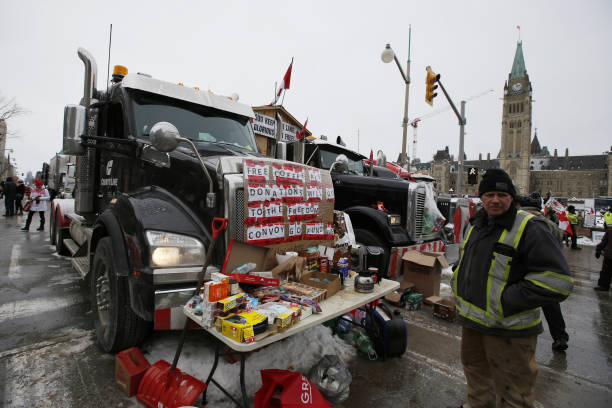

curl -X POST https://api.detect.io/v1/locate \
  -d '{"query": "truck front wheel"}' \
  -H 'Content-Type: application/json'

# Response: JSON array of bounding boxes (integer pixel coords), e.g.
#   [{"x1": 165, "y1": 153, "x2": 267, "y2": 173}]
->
[
  {"x1": 354, "y1": 228, "x2": 390, "y2": 278},
  {"x1": 91, "y1": 237, "x2": 150, "y2": 353}
]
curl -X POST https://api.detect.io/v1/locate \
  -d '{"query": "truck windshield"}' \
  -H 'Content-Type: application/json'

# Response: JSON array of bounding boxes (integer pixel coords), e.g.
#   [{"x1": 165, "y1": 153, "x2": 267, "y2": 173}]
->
[
  {"x1": 129, "y1": 90, "x2": 257, "y2": 152},
  {"x1": 319, "y1": 148, "x2": 365, "y2": 175}
]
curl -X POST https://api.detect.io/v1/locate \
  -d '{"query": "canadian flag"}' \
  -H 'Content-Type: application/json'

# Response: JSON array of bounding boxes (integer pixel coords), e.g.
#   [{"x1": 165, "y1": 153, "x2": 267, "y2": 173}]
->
[
  {"x1": 544, "y1": 198, "x2": 573, "y2": 236},
  {"x1": 270, "y1": 58, "x2": 293, "y2": 106},
  {"x1": 296, "y1": 118, "x2": 308, "y2": 140}
]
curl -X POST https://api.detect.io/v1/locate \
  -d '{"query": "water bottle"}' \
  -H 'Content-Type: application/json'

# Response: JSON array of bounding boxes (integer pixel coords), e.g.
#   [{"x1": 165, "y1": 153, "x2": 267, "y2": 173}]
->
[
  {"x1": 336, "y1": 314, "x2": 353, "y2": 336},
  {"x1": 353, "y1": 330, "x2": 377, "y2": 360}
]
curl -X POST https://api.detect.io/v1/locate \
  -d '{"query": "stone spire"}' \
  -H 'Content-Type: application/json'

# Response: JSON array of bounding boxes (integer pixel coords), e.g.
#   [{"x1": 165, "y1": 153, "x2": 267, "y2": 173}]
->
[
  {"x1": 510, "y1": 41, "x2": 527, "y2": 79},
  {"x1": 530, "y1": 128, "x2": 541, "y2": 155}
]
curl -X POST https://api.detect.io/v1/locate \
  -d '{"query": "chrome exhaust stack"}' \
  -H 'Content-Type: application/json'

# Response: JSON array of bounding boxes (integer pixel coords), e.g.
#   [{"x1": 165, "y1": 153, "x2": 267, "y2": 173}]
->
[{"x1": 77, "y1": 47, "x2": 97, "y2": 107}]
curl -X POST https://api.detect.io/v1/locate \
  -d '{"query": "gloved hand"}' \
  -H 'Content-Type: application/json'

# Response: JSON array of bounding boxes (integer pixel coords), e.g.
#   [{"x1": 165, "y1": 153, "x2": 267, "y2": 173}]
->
[
  {"x1": 596, "y1": 249, "x2": 601, "y2": 259},
  {"x1": 35, "y1": 197, "x2": 40, "y2": 204}
]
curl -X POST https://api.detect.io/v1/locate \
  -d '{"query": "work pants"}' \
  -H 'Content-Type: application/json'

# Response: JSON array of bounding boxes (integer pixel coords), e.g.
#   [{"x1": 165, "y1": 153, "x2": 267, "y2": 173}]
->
[
  {"x1": 570, "y1": 224, "x2": 578, "y2": 248},
  {"x1": 598, "y1": 258, "x2": 611, "y2": 290},
  {"x1": 542, "y1": 303, "x2": 568, "y2": 342},
  {"x1": 4, "y1": 197, "x2": 15, "y2": 215},
  {"x1": 461, "y1": 327, "x2": 538, "y2": 408},
  {"x1": 25, "y1": 210, "x2": 45, "y2": 230}
]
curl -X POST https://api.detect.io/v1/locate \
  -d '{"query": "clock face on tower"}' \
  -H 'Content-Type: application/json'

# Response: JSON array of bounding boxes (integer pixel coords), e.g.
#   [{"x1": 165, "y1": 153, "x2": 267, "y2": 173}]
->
[{"x1": 512, "y1": 83, "x2": 522, "y2": 92}]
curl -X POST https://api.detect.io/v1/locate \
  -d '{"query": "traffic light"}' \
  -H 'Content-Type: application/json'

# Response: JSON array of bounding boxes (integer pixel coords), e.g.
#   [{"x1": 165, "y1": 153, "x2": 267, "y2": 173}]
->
[{"x1": 425, "y1": 66, "x2": 440, "y2": 106}]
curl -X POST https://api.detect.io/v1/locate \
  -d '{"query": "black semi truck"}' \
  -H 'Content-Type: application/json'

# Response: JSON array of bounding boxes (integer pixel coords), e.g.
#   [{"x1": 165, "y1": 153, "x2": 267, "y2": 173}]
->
[{"x1": 52, "y1": 48, "x2": 334, "y2": 352}]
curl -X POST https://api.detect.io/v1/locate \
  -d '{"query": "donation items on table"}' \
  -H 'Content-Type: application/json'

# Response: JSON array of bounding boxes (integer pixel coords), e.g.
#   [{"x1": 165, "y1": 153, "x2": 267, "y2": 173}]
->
[{"x1": 184, "y1": 235, "x2": 351, "y2": 344}]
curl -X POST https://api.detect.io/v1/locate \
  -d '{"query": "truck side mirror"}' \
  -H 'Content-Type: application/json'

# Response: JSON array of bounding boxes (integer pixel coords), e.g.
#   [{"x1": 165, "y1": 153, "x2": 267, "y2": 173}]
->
[
  {"x1": 150, "y1": 122, "x2": 181, "y2": 152},
  {"x1": 330, "y1": 154, "x2": 348, "y2": 173}
]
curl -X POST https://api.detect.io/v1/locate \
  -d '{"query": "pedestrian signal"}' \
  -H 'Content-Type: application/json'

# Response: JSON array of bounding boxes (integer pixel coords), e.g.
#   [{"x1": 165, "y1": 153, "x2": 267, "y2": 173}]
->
[
  {"x1": 468, "y1": 167, "x2": 478, "y2": 185},
  {"x1": 425, "y1": 66, "x2": 440, "y2": 106}
]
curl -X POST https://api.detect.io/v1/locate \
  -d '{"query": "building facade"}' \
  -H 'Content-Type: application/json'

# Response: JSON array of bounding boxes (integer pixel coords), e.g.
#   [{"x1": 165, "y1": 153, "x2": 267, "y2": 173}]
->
[{"x1": 422, "y1": 41, "x2": 611, "y2": 199}]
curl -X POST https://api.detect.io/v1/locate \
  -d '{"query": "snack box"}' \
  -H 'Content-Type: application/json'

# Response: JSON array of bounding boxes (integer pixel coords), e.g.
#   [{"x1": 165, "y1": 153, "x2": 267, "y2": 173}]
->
[
  {"x1": 217, "y1": 293, "x2": 247, "y2": 313},
  {"x1": 221, "y1": 311, "x2": 268, "y2": 343},
  {"x1": 204, "y1": 281, "x2": 229, "y2": 302},
  {"x1": 281, "y1": 281, "x2": 327, "y2": 302}
]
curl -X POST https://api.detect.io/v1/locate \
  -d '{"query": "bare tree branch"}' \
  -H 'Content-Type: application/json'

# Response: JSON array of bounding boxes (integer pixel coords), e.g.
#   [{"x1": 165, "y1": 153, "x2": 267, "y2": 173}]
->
[{"x1": 0, "y1": 92, "x2": 28, "y2": 138}]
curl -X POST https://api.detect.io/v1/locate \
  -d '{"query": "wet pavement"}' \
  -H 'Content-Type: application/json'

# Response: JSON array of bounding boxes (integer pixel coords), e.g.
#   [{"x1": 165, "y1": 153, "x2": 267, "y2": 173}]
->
[{"x1": 0, "y1": 210, "x2": 610, "y2": 407}]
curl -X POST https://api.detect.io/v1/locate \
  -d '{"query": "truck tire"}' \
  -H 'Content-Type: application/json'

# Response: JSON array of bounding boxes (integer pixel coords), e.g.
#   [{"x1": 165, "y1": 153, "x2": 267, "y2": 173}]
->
[
  {"x1": 91, "y1": 237, "x2": 150, "y2": 353},
  {"x1": 50, "y1": 210, "x2": 56, "y2": 245},
  {"x1": 55, "y1": 213, "x2": 69, "y2": 256},
  {"x1": 354, "y1": 228, "x2": 390, "y2": 277}
]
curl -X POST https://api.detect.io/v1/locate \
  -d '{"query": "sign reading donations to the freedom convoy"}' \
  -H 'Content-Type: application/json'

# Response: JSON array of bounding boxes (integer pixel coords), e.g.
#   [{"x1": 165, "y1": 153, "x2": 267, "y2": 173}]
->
[
  {"x1": 243, "y1": 159, "x2": 335, "y2": 248},
  {"x1": 253, "y1": 112, "x2": 277, "y2": 139}
]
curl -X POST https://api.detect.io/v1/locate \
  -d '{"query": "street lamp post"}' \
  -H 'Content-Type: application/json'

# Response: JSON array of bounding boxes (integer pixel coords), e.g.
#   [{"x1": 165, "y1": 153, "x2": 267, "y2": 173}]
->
[{"x1": 381, "y1": 27, "x2": 412, "y2": 169}]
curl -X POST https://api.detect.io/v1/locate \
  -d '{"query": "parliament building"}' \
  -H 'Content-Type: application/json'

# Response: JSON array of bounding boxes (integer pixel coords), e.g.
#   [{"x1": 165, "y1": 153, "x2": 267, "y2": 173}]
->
[{"x1": 420, "y1": 41, "x2": 611, "y2": 199}]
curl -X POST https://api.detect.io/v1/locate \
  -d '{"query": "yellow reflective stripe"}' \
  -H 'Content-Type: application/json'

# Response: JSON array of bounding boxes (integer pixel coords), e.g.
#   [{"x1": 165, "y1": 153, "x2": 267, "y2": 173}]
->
[
  {"x1": 456, "y1": 292, "x2": 541, "y2": 330},
  {"x1": 525, "y1": 270, "x2": 574, "y2": 296},
  {"x1": 486, "y1": 229, "x2": 508, "y2": 315},
  {"x1": 513, "y1": 211, "x2": 534, "y2": 248},
  {"x1": 497, "y1": 261, "x2": 512, "y2": 318},
  {"x1": 452, "y1": 225, "x2": 475, "y2": 295}
]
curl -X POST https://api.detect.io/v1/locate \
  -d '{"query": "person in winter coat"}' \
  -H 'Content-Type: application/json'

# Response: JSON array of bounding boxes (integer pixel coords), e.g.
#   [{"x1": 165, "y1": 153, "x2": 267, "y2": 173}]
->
[
  {"x1": 21, "y1": 179, "x2": 50, "y2": 231},
  {"x1": 452, "y1": 169, "x2": 573, "y2": 408},
  {"x1": 516, "y1": 194, "x2": 570, "y2": 352},
  {"x1": 15, "y1": 180, "x2": 25, "y2": 215},
  {"x1": 595, "y1": 228, "x2": 612, "y2": 291},
  {"x1": 3, "y1": 177, "x2": 17, "y2": 216}
]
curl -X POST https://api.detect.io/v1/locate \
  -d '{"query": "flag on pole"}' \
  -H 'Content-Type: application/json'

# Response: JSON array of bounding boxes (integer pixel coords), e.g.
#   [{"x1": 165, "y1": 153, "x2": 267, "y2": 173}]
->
[
  {"x1": 296, "y1": 118, "x2": 308, "y2": 140},
  {"x1": 270, "y1": 58, "x2": 293, "y2": 105},
  {"x1": 544, "y1": 197, "x2": 573, "y2": 236},
  {"x1": 369, "y1": 150, "x2": 374, "y2": 161}
]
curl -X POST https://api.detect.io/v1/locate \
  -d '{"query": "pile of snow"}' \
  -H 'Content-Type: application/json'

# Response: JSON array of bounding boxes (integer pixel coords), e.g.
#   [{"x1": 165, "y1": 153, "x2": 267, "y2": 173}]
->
[
  {"x1": 145, "y1": 324, "x2": 356, "y2": 407},
  {"x1": 577, "y1": 237, "x2": 597, "y2": 247}
]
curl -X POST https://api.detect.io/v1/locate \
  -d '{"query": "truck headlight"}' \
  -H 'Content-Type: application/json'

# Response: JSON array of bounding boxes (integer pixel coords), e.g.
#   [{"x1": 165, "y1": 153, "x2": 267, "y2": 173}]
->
[
  {"x1": 387, "y1": 214, "x2": 401, "y2": 225},
  {"x1": 146, "y1": 230, "x2": 204, "y2": 267}
]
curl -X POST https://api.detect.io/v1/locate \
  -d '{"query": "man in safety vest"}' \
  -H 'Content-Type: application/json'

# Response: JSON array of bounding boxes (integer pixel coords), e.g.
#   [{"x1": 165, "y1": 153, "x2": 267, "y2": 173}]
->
[
  {"x1": 567, "y1": 205, "x2": 580, "y2": 250},
  {"x1": 452, "y1": 169, "x2": 572, "y2": 408}
]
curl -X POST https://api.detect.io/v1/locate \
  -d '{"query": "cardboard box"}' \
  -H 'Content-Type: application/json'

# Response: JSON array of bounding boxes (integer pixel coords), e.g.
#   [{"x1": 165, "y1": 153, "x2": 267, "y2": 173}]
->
[
  {"x1": 433, "y1": 299, "x2": 457, "y2": 322},
  {"x1": 300, "y1": 271, "x2": 340, "y2": 298},
  {"x1": 384, "y1": 281, "x2": 415, "y2": 305},
  {"x1": 401, "y1": 250, "x2": 449, "y2": 298},
  {"x1": 222, "y1": 239, "x2": 305, "y2": 284},
  {"x1": 221, "y1": 311, "x2": 268, "y2": 343}
]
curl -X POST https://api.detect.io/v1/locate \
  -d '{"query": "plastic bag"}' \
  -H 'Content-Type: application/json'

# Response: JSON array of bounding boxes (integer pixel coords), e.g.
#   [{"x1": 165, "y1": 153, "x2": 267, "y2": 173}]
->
[
  {"x1": 422, "y1": 183, "x2": 445, "y2": 234},
  {"x1": 254, "y1": 369, "x2": 331, "y2": 408},
  {"x1": 308, "y1": 355, "x2": 352, "y2": 404}
]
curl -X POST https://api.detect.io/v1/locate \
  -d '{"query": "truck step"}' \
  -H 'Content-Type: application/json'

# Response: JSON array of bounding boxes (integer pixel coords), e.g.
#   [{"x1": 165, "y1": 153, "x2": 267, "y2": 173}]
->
[
  {"x1": 72, "y1": 256, "x2": 89, "y2": 279},
  {"x1": 64, "y1": 238, "x2": 80, "y2": 256}
]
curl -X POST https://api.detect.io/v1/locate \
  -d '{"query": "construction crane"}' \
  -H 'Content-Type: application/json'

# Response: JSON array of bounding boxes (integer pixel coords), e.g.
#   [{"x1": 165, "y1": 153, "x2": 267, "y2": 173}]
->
[{"x1": 409, "y1": 88, "x2": 494, "y2": 167}]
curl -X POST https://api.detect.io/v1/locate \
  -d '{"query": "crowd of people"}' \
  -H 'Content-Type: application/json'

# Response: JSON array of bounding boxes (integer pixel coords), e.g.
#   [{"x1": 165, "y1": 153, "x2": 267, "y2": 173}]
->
[{"x1": 0, "y1": 177, "x2": 49, "y2": 231}]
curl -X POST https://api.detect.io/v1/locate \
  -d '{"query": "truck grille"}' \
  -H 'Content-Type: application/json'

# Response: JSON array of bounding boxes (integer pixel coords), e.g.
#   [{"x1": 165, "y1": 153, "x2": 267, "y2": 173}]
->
[
  {"x1": 232, "y1": 188, "x2": 245, "y2": 241},
  {"x1": 415, "y1": 190, "x2": 425, "y2": 236}
]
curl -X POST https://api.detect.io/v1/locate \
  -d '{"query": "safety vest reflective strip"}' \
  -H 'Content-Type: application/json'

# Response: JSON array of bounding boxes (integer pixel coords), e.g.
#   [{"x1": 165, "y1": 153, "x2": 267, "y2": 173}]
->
[
  {"x1": 604, "y1": 212, "x2": 612, "y2": 227},
  {"x1": 453, "y1": 210, "x2": 543, "y2": 330},
  {"x1": 525, "y1": 271, "x2": 573, "y2": 296}
]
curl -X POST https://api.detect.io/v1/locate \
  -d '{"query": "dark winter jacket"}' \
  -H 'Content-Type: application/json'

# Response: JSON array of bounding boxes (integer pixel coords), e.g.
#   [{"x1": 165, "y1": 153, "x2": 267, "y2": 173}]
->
[
  {"x1": 596, "y1": 229, "x2": 612, "y2": 260},
  {"x1": 452, "y1": 206, "x2": 572, "y2": 337},
  {"x1": 16, "y1": 183, "x2": 25, "y2": 199},
  {"x1": 3, "y1": 179, "x2": 17, "y2": 199}
]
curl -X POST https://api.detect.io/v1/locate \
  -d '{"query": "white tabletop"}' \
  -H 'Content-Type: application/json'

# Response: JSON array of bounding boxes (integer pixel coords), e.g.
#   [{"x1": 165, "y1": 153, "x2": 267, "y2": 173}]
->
[{"x1": 184, "y1": 277, "x2": 400, "y2": 352}]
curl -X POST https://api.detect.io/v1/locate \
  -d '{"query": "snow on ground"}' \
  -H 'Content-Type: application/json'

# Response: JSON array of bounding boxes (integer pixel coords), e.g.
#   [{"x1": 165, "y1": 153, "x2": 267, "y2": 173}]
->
[
  {"x1": 145, "y1": 324, "x2": 356, "y2": 407},
  {"x1": 577, "y1": 237, "x2": 597, "y2": 246}
]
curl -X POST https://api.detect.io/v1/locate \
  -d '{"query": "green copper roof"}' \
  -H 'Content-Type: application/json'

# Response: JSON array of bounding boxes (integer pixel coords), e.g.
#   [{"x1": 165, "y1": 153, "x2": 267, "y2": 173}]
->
[{"x1": 510, "y1": 41, "x2": 526, "y2": 79}]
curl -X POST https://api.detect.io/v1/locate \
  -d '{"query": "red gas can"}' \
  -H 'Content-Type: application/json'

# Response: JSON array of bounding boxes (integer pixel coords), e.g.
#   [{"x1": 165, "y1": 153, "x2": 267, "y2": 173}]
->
[{"x1": 115, "y1": 347, "x2": 151, "y2": 397}]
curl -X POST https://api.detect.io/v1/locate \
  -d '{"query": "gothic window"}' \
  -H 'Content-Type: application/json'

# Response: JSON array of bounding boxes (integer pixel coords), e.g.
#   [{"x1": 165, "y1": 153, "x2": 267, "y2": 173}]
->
[
  {"x1": 518, "y1": 121, "x2": 522, "y2": 128},
  {"x1": 521, "y1": 103, "x2": 524, "y2": 112}
]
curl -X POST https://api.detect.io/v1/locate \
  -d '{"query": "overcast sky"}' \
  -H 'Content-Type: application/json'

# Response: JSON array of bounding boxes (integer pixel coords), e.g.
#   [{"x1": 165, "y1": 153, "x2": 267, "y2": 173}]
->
[{"x1": 2, "y1": 0, "x2": 611, "y2": 176}]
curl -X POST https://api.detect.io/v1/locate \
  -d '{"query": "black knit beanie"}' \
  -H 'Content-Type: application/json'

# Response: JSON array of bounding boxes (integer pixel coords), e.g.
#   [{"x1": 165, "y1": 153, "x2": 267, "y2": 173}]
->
[{"x1": 478, "y1": 168, "x2": 516, "y2": 197}]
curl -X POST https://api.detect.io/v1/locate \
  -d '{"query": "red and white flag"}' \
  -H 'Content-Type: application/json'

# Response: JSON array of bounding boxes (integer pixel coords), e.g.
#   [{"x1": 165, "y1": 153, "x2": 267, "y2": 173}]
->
[
  {"x1": 270, "y1": 58, "x2": 293, "y2": 106},
  {"x1": 296, "y1": 118, "x2": 308, "y2": 140},
  {"x1": 544, "y1": 198, "x2": 572, "y2": 236}
]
